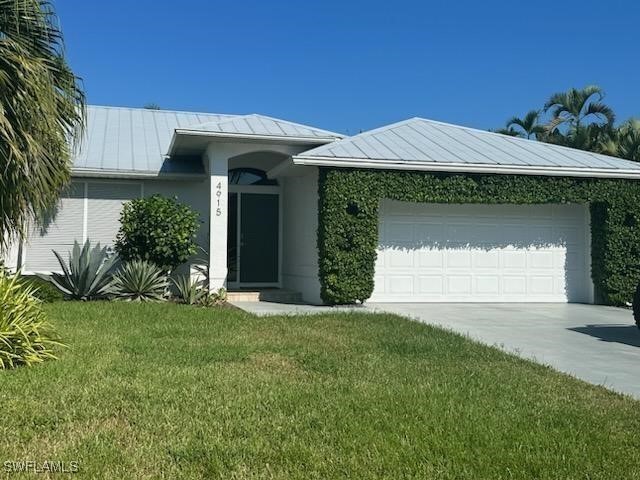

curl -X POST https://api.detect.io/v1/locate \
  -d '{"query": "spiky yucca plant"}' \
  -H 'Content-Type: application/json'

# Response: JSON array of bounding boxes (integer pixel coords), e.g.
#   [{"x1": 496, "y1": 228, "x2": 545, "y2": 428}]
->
[
  {"x1": 0, "y1": 269, "x2": 63, "y2": 368},
  {"x1": 111, "y1": 260, "x2": 168, "y2": 302},
  {"x1": 46, "y1": 240, "x2": 118, "y2": 300},
  {"x1": 171, "y1": 275, "x2": 205, "y2": 305}
]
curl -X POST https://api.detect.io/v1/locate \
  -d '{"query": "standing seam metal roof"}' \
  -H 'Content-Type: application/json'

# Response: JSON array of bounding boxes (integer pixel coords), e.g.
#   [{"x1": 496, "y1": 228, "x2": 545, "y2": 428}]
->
[
  {"x1": 294, "y1": 117, "x2": 640, "y2": 175},
  {"x1": 72, "y1": 106, "x2": 343, "y2": 175}
]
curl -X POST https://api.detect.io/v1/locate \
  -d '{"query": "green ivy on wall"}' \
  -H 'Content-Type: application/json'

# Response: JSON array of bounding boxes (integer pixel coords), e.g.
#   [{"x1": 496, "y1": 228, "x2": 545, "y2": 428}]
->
[{"x1": 317, "y1": 168, "x2": 640, "y2": 306}]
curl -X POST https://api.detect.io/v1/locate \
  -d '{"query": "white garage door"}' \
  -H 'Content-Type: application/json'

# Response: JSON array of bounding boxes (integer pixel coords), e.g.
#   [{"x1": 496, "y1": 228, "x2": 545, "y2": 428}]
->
[{"x1": 371, "y1": 201, "x2": 592, "y2": 303}]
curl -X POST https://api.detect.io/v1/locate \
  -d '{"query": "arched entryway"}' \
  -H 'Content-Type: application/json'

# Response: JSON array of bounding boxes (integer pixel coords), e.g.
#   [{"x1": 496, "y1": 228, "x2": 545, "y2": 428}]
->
[{"x1": 227, "y1": 166, "x2": 281, "y2": 288}]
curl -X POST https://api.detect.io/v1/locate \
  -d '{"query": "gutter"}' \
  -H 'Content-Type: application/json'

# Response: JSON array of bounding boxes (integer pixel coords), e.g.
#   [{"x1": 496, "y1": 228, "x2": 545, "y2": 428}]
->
[
  {"x1": 72, "y1": 168, "x2": 206, "y2": 181},
  {"x1": 292, "y1": 156, "x2": 640, "y2": 180}
]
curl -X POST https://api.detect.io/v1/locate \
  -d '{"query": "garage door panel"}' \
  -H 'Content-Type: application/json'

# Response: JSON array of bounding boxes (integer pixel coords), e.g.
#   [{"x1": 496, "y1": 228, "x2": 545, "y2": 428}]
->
[
  {"x1": 447, "y1": 250, "x2": 472, "y2": 268},
  {"x1": 415, "y1": 224, "x2": 444, "y2": 244},
  {"x1": 447, "y1": 276, "x2": 472, "y2": 294},
  {"x1": 503, "y1": 276, "x2": 527, "y2": 295},
  {"x1": 417, "y1": 249, "x2": 443, "y2": 267},
  {"x1": 418, "y1": 276, "x2": 443, "y2": 294},
  {"x1": 473, "y1": 250, "x2": 499, "y2": 268},
  {"x1": 387, "y1": 276, "x2": 413, "y2": 294},
  {"x1": 528, "y1": 250, "x2": 554, "y2": 269},
  {"x1": 388, "y1": 247, "x2": 414, "y2": 268},
  {"x1": 384, "y1": 222, "x2": 413, "y2": 242},
  {"x1": 476, "y1": 276, "x2": 500, "y2": 294},
  {"x1": 371, "y1": 201, "x2": 591, "y2": 303},
  {"x1": 503, "y1": 251, "x2": 527, "y2": 268}
]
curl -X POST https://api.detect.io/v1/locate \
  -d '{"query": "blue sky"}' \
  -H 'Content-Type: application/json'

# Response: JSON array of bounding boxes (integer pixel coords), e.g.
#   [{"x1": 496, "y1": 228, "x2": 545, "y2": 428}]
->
[{"x1": 56, "y1": 0, "x2": 639, "y2": 135}]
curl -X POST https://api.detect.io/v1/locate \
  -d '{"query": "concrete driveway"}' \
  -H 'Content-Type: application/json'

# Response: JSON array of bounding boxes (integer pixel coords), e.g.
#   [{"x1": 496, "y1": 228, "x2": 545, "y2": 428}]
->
[{"x1": 368, "y1": 303, "x2": 640, "y2": 399}]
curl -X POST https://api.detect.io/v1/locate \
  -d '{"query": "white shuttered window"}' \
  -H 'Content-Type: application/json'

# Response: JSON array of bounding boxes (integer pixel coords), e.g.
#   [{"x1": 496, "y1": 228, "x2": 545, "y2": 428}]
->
[
  {"x1": 23, "y1": 180, "x2": 141, "y2": 273},
  {"x1": 87, "y1": 183, "x2": 142, "y2": 247}
]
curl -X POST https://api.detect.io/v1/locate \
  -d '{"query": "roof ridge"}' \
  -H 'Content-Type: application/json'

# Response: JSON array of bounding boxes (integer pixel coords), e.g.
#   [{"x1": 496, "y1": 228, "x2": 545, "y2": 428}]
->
[
  {"x1": 298, "y1": 117, "x2": 419, "y2": 156},
  {"x1": 88, "y1": 104, "x2": 242, "y2": 117},
  {"x1": 183, "y1": 114, "x2": 253, "y2": 130},
  {"x1": 250, "y1": 113, "x2": 345, "y2": 138}
]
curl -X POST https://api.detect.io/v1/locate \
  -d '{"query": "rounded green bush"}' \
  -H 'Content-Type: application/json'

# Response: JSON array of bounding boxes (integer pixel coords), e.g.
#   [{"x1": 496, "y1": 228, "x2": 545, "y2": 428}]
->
[
  {"x1": 115, "y1": 195, "x2": 199, "y2": 271},
  {"x1": 0, "y1": 270, "x2": 63, "y2": 368}
]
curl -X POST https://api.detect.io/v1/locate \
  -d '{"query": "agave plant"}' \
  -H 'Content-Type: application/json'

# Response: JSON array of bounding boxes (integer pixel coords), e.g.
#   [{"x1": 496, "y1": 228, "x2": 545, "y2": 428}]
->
[
  {"x1": 110, "y1": 260, "x2": 168, "y2": 302},
  {"x1": 171, "y1": 275, "x2": 205, "y2": 305},
  {"x1": 45, "y1": 240, "x2": 118, "y2": 300},
  {"x1": 0, "y1": 269, "x2": 64, "y2": 368}
]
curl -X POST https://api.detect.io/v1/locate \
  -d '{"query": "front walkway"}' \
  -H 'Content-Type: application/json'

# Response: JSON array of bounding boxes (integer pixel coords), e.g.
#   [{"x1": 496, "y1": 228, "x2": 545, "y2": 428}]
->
[
  {"x1": 230, "y1": 300, "x2": 365, "y2": 316},
  {"x1": 368, "y1": 303, "x2": 640, "y2": 399}
]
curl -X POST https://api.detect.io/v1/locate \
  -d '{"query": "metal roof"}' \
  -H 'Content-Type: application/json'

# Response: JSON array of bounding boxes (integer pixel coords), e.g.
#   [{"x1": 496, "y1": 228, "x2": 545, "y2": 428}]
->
[
  {"x1": 72, "y1": 106, "x2": 342, "y2": 177},
  {"x1": 72, "y1": 106, "x2": 237, "y2": 175},
  {"x1": 294, "y1": 117, "x2": 640, "y2": 179},
  {"x1": 179, "y1": 114, "x2": 344, "y2": 140}
]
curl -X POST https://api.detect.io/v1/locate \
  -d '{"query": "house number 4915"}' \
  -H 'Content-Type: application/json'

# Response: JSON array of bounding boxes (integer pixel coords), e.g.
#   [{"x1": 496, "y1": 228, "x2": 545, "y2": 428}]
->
[{"x1": 215, "y1": 182, "x2": 223, "y2": 216}]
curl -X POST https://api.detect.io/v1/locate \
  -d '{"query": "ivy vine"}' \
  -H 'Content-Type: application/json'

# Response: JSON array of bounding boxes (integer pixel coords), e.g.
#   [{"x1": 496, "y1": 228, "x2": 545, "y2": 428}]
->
[{"x1": 318, "y1": 168, "x2": 640, "y2": 306}]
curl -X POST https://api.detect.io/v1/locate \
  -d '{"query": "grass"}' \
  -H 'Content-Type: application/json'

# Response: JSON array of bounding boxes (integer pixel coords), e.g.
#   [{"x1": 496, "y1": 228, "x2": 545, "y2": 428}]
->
[{"x1": 0, "y1": 302, "x2": 639, "y2": 479}]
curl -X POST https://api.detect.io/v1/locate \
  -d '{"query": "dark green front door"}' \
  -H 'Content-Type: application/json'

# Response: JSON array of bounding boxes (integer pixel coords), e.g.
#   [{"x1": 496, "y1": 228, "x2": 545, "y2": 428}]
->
[{"x1": 228, "y1": 192, "x2": 279, "y2": 285}]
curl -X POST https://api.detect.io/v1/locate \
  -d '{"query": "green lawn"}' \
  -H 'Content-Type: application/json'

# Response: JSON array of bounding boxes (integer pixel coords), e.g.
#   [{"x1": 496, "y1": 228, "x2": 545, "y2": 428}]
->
[{"x1": 1, "y1": 302, "x2": 639, "y2": 479}]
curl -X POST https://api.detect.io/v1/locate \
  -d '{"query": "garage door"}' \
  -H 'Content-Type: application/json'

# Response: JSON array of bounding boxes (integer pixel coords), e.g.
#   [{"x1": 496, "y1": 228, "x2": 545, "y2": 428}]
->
[{"x1": 370, "y1": 201, "x2": 592, "y2": 303}]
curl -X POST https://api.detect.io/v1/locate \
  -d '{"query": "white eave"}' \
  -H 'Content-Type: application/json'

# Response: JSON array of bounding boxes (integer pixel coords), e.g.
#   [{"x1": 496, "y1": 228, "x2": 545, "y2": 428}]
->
[
  {"x1": 169, "y1": 129, "x2": 337, "y2": 151},
  {"x1": 292, "y1": 155, "x2": 640, "y2": 179}
]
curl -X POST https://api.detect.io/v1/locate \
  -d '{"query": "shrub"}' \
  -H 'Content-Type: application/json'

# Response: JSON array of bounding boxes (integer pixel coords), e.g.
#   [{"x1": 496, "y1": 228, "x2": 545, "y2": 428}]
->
[
  {"x1": 20, "y1": 276, "x2": 64, "y2": 303},
  {"x1": 111, "y1": 260, "x2": 168, "y2": 302},
  {"x1": 115, "y1": 195, "x2": 200, "y2": 271},
  {"x1": 0, "y1": 270, "x2": 63, "y2": 368},
  {"x1": 201, "y1": 287, "x2": 227, "y2": 307},
  {"x1": 171, "y1": 275, "x2": 205, "y2": 305},
  {"x1": 46, "y1": 240, "x2": 118, "y2": 300}
]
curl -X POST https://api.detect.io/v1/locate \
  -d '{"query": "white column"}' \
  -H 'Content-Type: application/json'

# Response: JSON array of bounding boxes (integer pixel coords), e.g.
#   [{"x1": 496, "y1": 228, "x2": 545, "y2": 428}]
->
[{"x1": 206, "y1": 145, "x2": 230, "y2": 291}]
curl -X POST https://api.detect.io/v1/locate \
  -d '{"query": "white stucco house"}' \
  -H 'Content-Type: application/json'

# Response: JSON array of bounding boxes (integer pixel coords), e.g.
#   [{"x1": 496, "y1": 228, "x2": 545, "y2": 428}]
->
[{"x1": 5, "y1": 105, "x2": 640, "y2": 305}]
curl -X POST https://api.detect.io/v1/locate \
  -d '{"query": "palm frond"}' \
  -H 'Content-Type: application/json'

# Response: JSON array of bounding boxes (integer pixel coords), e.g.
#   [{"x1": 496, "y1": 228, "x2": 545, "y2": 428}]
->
[{"x1": 0, "y1": 0, "x2": 85, "y2": 252}]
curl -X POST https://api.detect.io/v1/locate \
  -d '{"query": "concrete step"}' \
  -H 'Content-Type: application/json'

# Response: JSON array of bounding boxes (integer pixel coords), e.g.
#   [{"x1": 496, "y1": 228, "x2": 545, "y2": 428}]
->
[{"x1": 227, "y1": 289, "x2": 303, "y2": 304}]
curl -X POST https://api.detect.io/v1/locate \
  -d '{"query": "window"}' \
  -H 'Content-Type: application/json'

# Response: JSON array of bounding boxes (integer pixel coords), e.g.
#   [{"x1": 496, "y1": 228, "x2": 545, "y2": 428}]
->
[
  {"x1": 228, "y1": 168, "x2": 278, "y2": 186},
  {"x1": 23, "y1": 181, "x2": 142, "y2": 272}
]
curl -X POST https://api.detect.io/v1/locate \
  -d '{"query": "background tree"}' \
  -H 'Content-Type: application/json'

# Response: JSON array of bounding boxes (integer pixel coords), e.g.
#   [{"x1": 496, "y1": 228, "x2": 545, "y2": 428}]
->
[
  {"x1": 544, "y1": 85, "x2": 615, "y2": 133},
  {"x1": 503, "y1": 110, "x2": 545, "y2": 139},
  {"x1": 597, "y1": 119, "x2": 640, "y2": 162},
  {"x1": 0, "y1": 0, "x2": 85, "y2": 249},
  {"x1": 495, "y1": 85, "x2": 640, "y2": 162}
]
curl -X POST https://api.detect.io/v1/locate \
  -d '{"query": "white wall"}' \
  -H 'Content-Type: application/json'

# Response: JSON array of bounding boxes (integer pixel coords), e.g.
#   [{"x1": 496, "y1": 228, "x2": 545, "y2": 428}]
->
[
  {"x1": 21, "y1": 177, "x2": 208, "y2": 274},
  {"x1": 1, "y1": 239, "x2": 20, "y2": 272},
  {"x1": 281, "y1": 167, "x2": 322, "y2": 304}
]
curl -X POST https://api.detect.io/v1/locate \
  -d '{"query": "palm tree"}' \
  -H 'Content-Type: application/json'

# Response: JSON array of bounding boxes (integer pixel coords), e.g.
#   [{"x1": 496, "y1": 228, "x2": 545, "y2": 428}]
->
[
  {"x1": 544, "y1": 85, "x2": 615, "y2": 133},
  {"x1": 503, "y1": 110, "x2": 545, "y2": 139},
  {"x1": 0, "y1": 0, "x2": 85, "y2": 250},
  {"x1": 598, "y1": 119, "x2": 640, "y2": 162},
  {"x1": 493, "y1": 127, "x2": 520, "y2": 137}
]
